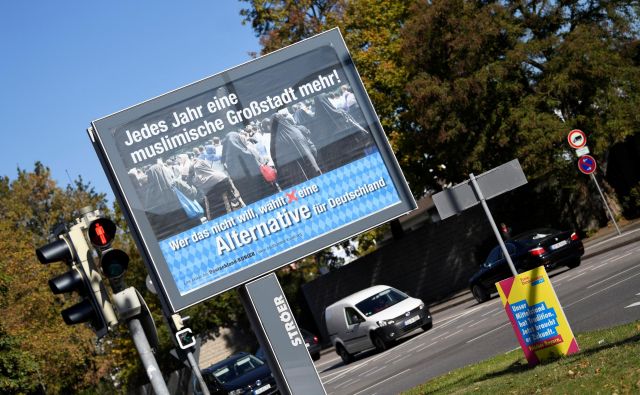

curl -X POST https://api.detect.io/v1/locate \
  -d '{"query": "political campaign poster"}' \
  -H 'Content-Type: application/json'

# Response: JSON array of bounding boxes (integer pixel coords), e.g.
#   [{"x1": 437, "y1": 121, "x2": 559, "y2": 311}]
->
[
  {"x1": 496, "y1": 266, "x2": 579, "y2": 366},
  {"x1": 90, "y1": 28, "x2": 416, "y2": 312}
]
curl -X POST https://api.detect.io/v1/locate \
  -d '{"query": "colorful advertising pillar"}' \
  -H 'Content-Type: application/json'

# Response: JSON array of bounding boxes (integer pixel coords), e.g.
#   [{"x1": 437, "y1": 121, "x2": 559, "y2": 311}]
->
[{"x1": 496, "y1": 266, "x2": 579, "y2": 366}]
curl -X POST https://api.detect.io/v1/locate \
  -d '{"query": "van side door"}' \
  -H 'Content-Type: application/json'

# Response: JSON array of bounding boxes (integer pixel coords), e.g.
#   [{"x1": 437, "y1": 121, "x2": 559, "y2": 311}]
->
[{"x1": 343, "y1": 307, "x2": 369, "y2": 353}]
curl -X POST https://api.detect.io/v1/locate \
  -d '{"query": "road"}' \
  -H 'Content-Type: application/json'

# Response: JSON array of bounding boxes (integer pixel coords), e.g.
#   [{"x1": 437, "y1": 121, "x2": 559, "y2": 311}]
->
[{"x1": 314, "y1": 239, "x2": 640, "y2": 395}]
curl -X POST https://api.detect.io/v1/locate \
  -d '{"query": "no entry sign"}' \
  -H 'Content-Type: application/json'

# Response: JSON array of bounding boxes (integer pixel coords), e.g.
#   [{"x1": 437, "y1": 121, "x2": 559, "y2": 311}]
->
[{"x1": 577, "y1": 155, "x2": 597, "y2": 175}]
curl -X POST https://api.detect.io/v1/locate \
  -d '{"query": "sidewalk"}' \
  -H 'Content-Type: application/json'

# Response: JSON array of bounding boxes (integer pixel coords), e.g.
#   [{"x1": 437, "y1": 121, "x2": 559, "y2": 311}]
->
[{"x1": 428, "y1": 218, "x2": 640, "y2": 315}]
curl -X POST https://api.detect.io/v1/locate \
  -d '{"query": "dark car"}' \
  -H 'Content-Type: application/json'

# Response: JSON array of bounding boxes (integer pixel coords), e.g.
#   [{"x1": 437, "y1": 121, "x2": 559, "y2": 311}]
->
[
  {"x1": 193, "y1": 352, "x2": 277, "y2": 395},
  {"x1": 469, "y1": 228, "x2": 584, "y2": 303},
  {"x1": 255, "y1": 328, "x2": 321, "y2": 362},
  {"x1": 301, "y1": 328, "x2": 321, "y2": 361}
]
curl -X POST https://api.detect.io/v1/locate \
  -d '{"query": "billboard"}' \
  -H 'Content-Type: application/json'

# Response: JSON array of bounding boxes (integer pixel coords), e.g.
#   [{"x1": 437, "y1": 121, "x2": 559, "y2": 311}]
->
[
  {"x1": 496, "y1": 266, "x2": 579, "y2": 366},
  {"x1": 90, "y1": 28, "x2": 416, "y2": 312}
]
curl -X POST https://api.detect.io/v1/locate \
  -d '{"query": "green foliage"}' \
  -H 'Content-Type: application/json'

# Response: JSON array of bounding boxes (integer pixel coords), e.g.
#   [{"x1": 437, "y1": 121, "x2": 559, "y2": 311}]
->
[
  {"x1": 240, "y1": 0, "x2": 343, "y2": 54},
  {"x1": 0, "y1": 325, "x2": 41, "y2": 394},
  {"x1": 240, "y1": 0, "x2": 640, "y2": 229},
  {"x1": 622, "y1": 181, "x2": 640, "y2": 218},
  {"x1": 0, "y1": 163, "x2": 117, "y2": 394},
  {"x1": 403, "y1": 321, "x2": 640, "y2": 394}
]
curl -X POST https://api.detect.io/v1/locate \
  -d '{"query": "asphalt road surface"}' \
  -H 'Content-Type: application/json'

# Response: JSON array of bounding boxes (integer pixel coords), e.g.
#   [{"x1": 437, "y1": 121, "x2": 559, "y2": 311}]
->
[{"x1": 315, "y1": 239, "x2": 640, "y2": 395}]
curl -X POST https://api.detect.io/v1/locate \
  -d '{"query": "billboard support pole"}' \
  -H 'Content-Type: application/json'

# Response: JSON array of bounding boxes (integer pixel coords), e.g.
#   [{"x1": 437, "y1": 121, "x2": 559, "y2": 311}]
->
[
  {"x1": 238, "y1": 273, "x2": 326, "y2": 395},
  {"x1": 469, "y1": 173, "x2": 518, "y2": 276},
  {"x1": 239, "y1": 284, "x2": 290, "y2": 395},
  {"x1": 590, "y1": 173, "x2": 621, "y2": 236}
]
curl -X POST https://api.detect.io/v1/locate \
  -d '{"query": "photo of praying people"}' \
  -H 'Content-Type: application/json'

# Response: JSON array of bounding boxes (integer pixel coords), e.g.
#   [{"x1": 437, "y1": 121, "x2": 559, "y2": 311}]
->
[{"x1": 125, "y1": 84, "x2": 377, "y2": 240}]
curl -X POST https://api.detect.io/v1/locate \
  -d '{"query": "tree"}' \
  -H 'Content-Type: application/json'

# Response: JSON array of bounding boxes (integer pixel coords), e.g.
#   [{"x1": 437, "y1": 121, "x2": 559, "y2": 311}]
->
[
  {"x1": 399, "y1": 0, "x2": 640, "y2": 226},
  {"x1": 240, "y1": 0, "x2": 343, "y2": 54},
  {"x1": 0, "y1": 163, "x2": 116, "y2": 393}
]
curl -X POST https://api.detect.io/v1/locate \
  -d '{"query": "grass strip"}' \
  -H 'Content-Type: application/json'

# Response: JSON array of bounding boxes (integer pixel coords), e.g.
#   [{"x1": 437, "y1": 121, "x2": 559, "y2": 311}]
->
[{"x1": 403, "y1": 321, "x2": 640, "y2": 394}]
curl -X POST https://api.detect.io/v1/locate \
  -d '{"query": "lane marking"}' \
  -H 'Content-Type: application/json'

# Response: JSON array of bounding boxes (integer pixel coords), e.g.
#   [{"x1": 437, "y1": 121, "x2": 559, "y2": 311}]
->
[
  {"x1": 570, "y1": 272, "x2": 586, "y2": 280},
  {"x1": 359, "y1": 366, "x2": 382, "y2": 377},
  {"x1": 334, "y1": 377, "x2": 359, "y2": 389},
  {"x1": 352, "y1": 368, "x2": 412, "y2": 395},
  {"x1": 431, "y1": 331, "x2": 450, "y2": 340},
  {"x1": 362, "y1": 365, "x2": 387, "y2": 377},
  {"x1": 436, "y1": 303, "x2": 489, "y2": 328},
  {"x1": 467, "y1": 323, "x2": 510, "y2": 343},
  {"x1": 469, "y1": 317, "x2": 488, "y2": 327},
  {"x1": 322, "y1": 360, "x2": 370, "y2": 383},
  {"x1": 610, "y1": 251, "x2": 634, "y2": 262},
  {"x1": 565, "y1": 271, "x2": 640, "y2": 309},
  {"x1": 415, "y1": 341, "x2": 438, "y2": 352},
  {"x1": 443, "y1": 329, "x2": 464, "y2": 339},
  {"x1": 586, "y1": 265, "x2": 640, "y2": 289},
  {"x1": 624, "y1": 301, "x2": 640, "y2": 309},
  {"x1": 386, "y1": 353, "x2": 407, "y2": 364},
  {"x1": 590, "y1": 252, "x2": 633, "y2": 271},
  {"x1": 481, "y1": 308, "x2": 499, "y2": 317},
  {"x1": 456, "y1": 320, "x2": 475, "y2": 329}
]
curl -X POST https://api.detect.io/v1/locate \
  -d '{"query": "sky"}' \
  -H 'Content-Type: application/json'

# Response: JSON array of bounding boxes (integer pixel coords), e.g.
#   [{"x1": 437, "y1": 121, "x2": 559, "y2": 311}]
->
[{"x1": 0, "y1": 1, "x2": 261, "y2": 203}]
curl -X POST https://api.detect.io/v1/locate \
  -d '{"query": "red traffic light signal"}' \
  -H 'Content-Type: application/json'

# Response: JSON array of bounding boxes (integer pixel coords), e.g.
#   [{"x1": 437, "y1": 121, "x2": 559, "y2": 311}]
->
[
  {"x1": 89, "y1": 217, "x2": 129, "y2": 293},
  {"x1": 88, "y1": 218, "x2": 117, "y2": 248}
]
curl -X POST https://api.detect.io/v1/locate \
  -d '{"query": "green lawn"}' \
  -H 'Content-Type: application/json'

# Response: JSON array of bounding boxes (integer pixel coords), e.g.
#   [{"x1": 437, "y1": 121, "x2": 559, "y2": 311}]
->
[{"x1": 403, "y1": 321, "x2": 640, "y2": 394}]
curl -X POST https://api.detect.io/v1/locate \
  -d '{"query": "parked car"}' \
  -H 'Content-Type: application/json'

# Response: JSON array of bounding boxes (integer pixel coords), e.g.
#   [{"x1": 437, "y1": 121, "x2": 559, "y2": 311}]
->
[
  {"x1": 324, "y1": 285, "x2": 432, "y2": 364},
  {"x1": 193, "y1": 352, "x2": 277, "y2": 395},
  {"x1": 255, "y1": 327, "x2": 321, "y2": 362},
  {"x1": 469, "y1": 228, "x2": 584, "y2": 303},
  {"x1": 301, "y1": 328, "x2": 321, "y2": 361}
]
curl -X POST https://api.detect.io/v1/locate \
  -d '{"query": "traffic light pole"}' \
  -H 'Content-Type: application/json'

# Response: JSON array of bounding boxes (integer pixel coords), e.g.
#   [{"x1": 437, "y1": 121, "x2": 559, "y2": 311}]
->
[{"x1": 128, "y1": 318, "x2": 170, "y2": 395}]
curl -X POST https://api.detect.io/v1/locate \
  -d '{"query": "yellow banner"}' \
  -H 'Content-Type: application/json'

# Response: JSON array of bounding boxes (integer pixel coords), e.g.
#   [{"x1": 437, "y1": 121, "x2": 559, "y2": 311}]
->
[{"x1": 496, "y1": 266, "x2": 579, "y2": 365}]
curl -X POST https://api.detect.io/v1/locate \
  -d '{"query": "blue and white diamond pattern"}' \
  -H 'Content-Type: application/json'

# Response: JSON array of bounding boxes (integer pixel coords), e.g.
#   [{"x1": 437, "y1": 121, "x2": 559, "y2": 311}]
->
[{"x1": 159, "y1": 152, "x2": 401, "y2": 294}]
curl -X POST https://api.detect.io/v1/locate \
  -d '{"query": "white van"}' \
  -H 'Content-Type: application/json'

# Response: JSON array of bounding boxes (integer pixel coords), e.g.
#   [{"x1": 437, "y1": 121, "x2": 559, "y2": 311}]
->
[{"x1": 324, "y1": 285, "x2": 432, "y2": 364}]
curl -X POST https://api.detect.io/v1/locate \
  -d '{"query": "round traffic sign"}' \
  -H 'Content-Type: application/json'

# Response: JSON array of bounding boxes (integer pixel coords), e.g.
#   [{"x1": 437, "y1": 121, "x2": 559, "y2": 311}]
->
[
  {"x1": 568, "y1": 129, "x2": 587, "y2": 149},
  {"x1": 577, "y1": 155, "x2": 597, "y2": 175}
]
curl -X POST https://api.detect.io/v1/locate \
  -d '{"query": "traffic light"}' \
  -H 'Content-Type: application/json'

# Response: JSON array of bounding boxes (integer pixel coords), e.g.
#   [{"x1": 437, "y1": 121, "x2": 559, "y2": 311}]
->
[
  {"x1": 87, "y1": 217, "x2": 129, "y2": 293},
  {"x1": 35, "y1": 209, "x2": 118, "y2": 338}
]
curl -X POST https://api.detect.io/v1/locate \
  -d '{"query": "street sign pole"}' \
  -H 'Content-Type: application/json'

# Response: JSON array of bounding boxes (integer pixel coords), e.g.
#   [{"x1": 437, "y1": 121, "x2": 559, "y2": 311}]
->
[
  {"x1": 590, "y1": 173, "x2": 622, "y2": 236},
  {"x1": 469, "y1": 173, "x2": 518, "y2": 277}
]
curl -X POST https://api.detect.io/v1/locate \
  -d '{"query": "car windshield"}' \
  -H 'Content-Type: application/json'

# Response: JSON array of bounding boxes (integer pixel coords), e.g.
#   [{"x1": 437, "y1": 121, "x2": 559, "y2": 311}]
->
[
  {"x1": 209, "y1": 355, "x2": 264, "y2": 383},
  {"x1": 355, "y1": 288, "x2": 408, "y2": 317}
]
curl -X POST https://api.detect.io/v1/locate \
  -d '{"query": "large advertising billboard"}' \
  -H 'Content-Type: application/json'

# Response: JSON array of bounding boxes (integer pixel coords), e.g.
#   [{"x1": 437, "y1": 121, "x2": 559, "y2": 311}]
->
[{"x1": 90, "y1": 28, "x2": 416, "y2": 312}]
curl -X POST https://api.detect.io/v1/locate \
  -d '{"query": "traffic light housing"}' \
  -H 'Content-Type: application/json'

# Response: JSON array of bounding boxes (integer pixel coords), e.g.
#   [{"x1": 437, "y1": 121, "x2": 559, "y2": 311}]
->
[
  {"x1": 36, "y1": 210, "x2": 118, "y2": 337},
  {"x1": 87, "y1": 217, "x2": 129, "y2": 293}
]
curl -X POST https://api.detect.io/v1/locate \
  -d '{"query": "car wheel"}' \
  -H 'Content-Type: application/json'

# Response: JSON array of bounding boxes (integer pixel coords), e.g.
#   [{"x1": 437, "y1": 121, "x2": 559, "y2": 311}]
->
[
  {"x1": 421, "y1": 322, "x2": 433, "y2": 332},
  {"x1": 336, "y1": 344, "x2": 353, "y2": 364},
  {"x1": 311, "y1": 352, "x2": 320, "y2": 361},
  {"x1": 567, "y1": 258, "x2": 581, "y2": 269},
  {"x1": 372, "y1": 333, "x2": 389, "y2": 352},
  {"x1": 471, "y1": 284, "x2": 490, "y2": 303}
]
